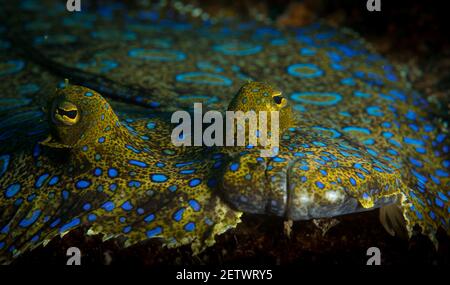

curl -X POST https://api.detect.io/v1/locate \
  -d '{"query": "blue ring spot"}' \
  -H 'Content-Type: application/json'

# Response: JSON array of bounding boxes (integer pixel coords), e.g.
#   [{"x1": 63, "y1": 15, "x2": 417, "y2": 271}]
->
[
  {"x1": 48, "y1": 176, "x2": 59, "y2": 186},
  {"x1": 83, "y1": 203, "x2": 91, "y2": 211},
  {"x1": 184, "y1": 222, "x2": 196, "y2": 232},
  {"x1": 409, "y1": 157, "x2": 424, "y2": 168},
  {"x1": 435, "y1": 198, "x2": 444, "y2": 208},
  {"x1": 180, "y1": 169, "x2": 196, "y2": 174},
  {"x1": 354, "y1": 91, "x2": 371, "y2": 98},
  {"x1": 300, "y1": 47, "x2": 316, "y2": 56},
  {"x1": 196, "y1": 61, "x2": 224, "y2": 73},
  {"x1": 404, "y1": 137, "x2": 425, "y2": 147},
  {"x1": 173, "y1": 208, "x2": 185, "y2": 222},
  {"x1": 123, "y1": 226, "x2": 132, "y2": 233},
  {"x1": 31, "y1": 234, "x2": 39, "y2": 243},
  {"x1": 213, "y1": 43, "x2": 262, "y2": 56},
  {"x1": 312, "y1": 141, "x2": 327, "y2": 147},
  {"x1": 35, "y1": 173, "x2": 49, "y2": 188},
  {"x1": 299, "y1": 165, "x2": 309, "y2": 171},
  {"x1": 366, "y1": 106, "x2": 384, "y2": 117},
  {"x1": 108, "y1": 168, "x2": 119, "y2": 178},
  {"x1": 175, "y1": 72, "x2": 232, "y2": 86},
  {"x1": 273, "y1": 157, "x2": 286, "y2": 162},
  {"x1": 109, "y1": 183, "x2": 118, "y2": 191},
  {"x1": 188, "y1": 199, "x2": 201, "y2": 211},
  {"x1": 175, "y1": 161, "x2": 195, "y2": 168},
  {"x1": 435, "y1": 169, "x2": 449, "y2": 177},
  {"x1": 0, "y1": 59, "x2": 25, "y2": 77},
  {"x1": 312, "y1": 126, "x2": 342, "y2": 138},
  {"x1": 146, "y1": 226, "x2": 162, "y2": 238},
  {"x1": 188, "y1": 178, "x2": 201, "y2": 187},
  {"x1": 291, "y1": 92, "x2": 342, "y2": 106},
  {"x1": 144, "y1": 214, "x2": 155, "y2": 223},
  {"x1": 125, "y1": 144, "x2": 141, "y2": 153},
  {"x1": 356, "y1": 172, "x2": 366, "y2": 180},
  {"x1": 128, "y1": 180, "x2": 141, "y2": 188},
  {"x1": 121, "y1": 201, "x2": 133, "y2": 211},
  {"x1": 315, "y1": 181, "x2": 325, "y2": 189},
  {"x1": 436, "y1": 133, "x2": 446, "y2": 143},
  {"x1": 151, "y1": 173, "x2": 168, "y2": 183},
  {"x1": 342, "y1": 126, "x2": 372, "y2": 135},
  {"x1": 5, "y1": 183, "x2": 21, "y2": 198},
  {"x1": 388, "y1": 139, "x2": 402, "y2": 148},
  {"x1": 383, "y1": 132, "x2": 393, "y2": 139},
  {"x1": 129, "y1": 159, "x2": 148, "y2": 168},
  {"x1": 438, "y1": 192, "x2": 449, "y2": 202},
  {"x1": 146, "y1": 121, "x2": 156, "y2": 129},
  {"x1": 128, "y1": 48, "x2": 186, "y2": 61},
  {"x1": 1, "y1": 225, "x2": 9, "y2": 234},
  {"x1": 287, "y1": 63, "x2": 324, "y2": 78},
  {"x1": 94, "y1": 168, "x2": 102, "y2": 176},
  {"x1": 75, "y1": 180, "x2": 91, "y2": 189},
  {"x1": 0, "y1": 154, "x2": 10, "y2": 177},
  {"x1": 19, "y1": 209, "x2": 41, "y2": 228},
  {"x1": 230, "y1": 162, "x2": 240, "y2": 172},
  {"x1": 59, "y1": 218, "x2": 80, "y2": 233},
  {"x1": 102, "y1": 201, "x2": 115, "y2": 212}
]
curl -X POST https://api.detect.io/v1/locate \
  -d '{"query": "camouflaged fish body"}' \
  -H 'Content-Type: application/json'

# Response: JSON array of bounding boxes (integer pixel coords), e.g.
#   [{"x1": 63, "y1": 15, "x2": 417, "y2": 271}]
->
[
  {"x1": 0, "y1": 84, "x2": 242, "y2": 264},
  {"x1": 0, "y1": 0, "x2": 449, "y2": 264}
]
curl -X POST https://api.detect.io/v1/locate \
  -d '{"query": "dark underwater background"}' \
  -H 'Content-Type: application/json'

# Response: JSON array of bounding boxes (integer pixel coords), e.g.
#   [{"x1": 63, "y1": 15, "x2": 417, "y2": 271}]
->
[{"x1": 6, "y1": 0, "x2": 450, "y2": 266}]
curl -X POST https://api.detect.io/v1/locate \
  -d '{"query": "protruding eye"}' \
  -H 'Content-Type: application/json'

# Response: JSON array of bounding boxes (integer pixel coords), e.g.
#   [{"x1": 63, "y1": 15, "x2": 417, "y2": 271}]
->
[
  {"x1": 57, "y1": 108, "x2": 77, "y2": 119},
  {"x1": 273, "y1": 95, "x2": 283, "y2": 104},
  {"x1": 272, "y1": 91, "x2": 287, "y2": 108},
  {"x1": 52, "y1": 101, "x2": 80, "y2": 125}
]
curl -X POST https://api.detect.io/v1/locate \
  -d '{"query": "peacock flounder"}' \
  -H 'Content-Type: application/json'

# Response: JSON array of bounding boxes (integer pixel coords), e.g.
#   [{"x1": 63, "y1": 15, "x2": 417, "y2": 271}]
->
[{"x1": 0, "y1": 0, "x2": 449, "y2": 264}]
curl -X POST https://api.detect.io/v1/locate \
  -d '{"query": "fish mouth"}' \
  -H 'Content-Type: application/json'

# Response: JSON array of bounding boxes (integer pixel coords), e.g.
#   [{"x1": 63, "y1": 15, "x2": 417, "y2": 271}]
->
[{"x1": 275, "y1": 158, "x2": 398, "y2": 220}]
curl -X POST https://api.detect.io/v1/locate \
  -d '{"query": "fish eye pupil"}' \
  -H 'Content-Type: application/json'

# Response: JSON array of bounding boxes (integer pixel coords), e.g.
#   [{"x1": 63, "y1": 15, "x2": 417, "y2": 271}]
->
[
  {"x1": 273, "y1": 95, "x2": 283, "y2": 104},
  {"x1": 57, "y1": 108, "x2": 78, "y2": 120}
]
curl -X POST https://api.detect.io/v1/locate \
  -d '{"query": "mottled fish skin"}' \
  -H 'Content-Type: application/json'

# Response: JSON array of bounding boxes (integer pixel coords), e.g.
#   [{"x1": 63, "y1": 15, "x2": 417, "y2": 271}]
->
[
  {"x1": 222, "y1": 82, "x2": 402, "y2": 219},
  {"x1": 0, "y1": 0, "x2": 449, "y2": 263},
  {"x1": 220, "y1": 76, "x2": 450, "y2": 243},
  {"x1": 0, "y1": 85, "x2": 242, "y2": 264},
  {"x1": 222, "y1": 79, "x2": 449, "y2": 243},
  {"x1": 4, "y1": 0, "x2": 401, "y2": 112}
]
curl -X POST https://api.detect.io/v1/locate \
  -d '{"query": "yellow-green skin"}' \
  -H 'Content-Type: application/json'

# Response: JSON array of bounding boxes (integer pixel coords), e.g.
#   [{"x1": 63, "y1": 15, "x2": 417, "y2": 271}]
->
[
  {"x1": 0, "y1": 85, "x2": 241, "y2": 264},
  {"x1": 222, "y1": 81, "x2": 449, "y2": 247},
  {"x1": 0, "y1": 80, "x2": 448, "y2": 264},
  {"x1": 0, "y1": 0, "x2": 449, "y2": 265}
]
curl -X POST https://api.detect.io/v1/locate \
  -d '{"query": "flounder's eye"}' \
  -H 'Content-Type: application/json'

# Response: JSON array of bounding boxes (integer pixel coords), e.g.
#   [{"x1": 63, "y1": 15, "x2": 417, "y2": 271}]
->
[
  {"x1": 273, "y1": 95, "x2": 283, "y2": 104},
  {"x1": 52, "y1": 101, "x2": 80, "y2": 125},
  {"x1": 272, "y1": 91, "x2": 287, "y2": 108}
]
